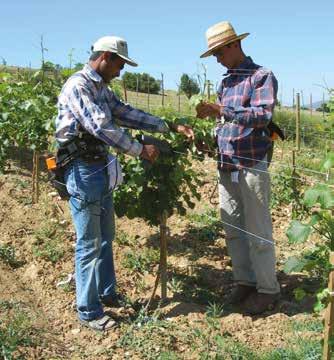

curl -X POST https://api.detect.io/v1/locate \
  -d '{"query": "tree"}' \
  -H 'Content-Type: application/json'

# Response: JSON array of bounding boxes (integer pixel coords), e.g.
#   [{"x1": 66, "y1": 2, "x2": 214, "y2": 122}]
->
[
  {"x1": 180, "y1": 74, "x2": 200, "y2": 99},
  {"x1": 122, "y1": 72, "x2": 161, "y2": 94}
]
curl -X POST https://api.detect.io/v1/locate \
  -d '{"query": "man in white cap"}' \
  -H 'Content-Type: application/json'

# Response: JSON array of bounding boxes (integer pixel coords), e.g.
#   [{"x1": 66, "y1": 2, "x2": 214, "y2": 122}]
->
[
  {"x1": 196, "y1": 22, "x2": 280, "y2": 314},
  {"x1": 55, "y1": 35, "x2": 194, "y2": 331}
]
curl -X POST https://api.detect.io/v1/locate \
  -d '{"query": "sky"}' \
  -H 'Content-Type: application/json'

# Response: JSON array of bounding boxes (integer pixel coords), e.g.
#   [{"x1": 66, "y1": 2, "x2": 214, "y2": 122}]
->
[{"x1": 1, "y1": 0, "x2": 334, "y2": 105}]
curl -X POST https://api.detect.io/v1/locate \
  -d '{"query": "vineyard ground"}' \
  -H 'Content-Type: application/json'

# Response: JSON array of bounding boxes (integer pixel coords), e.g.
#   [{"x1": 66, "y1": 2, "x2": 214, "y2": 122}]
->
[{"x1": 0, "y1": 146, "x2": 324, "y2": 359}]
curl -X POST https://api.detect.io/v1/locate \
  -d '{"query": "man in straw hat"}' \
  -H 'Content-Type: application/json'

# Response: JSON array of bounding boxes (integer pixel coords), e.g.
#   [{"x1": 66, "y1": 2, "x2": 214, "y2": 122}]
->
[
  {"x1": 196, "y1": 22, "x2": 280, "y2": 314},
  {"x1": 55, "y1": 35, "x2": 194, "y2": 331}
]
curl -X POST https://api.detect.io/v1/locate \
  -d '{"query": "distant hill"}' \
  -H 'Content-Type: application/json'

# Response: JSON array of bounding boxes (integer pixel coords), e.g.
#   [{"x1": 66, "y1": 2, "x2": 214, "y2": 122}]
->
[{"x1": 301, "y1": 100, "x2": 327, "y2": 110}]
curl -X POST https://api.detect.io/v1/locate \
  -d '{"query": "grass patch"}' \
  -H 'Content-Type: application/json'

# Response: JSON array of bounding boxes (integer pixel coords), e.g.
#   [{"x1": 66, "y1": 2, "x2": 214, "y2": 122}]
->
[
  {"x1": 0, "y1": 302, "x2": 40, "y2": 360},
  {"x1": 115, "y1": 230, "x2": 135, "y2": 247},
  {"x1": 0, "y1": 244, "x2": 23, "y2": 268},
  {"x1": 122, "y1": 248, "x2": 160, "y2": 273},
  {"x1": 32, "y1": 221, "x2": 65, "y2": 263},
  {"x1": 187, "y1": 207, "x2": 222, "y2": 243}
]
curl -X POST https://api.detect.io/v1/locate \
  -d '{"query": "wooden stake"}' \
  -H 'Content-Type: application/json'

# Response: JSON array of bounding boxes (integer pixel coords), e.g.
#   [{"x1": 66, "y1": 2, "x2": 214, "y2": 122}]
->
[
  {"x1": 161, "y1": 73, "x2": 164, "y2": 107},
  {"x1": 159, "y1": 211, "x2": 168, "y2": 300},
  {"x1": 296, "y1": 93, "x2": 301, "y2": 151},
  {"x1": 35, "y1": 151, "x2": 40, "y2": 203},
  {"x1": 32, "y1": 151, "x2": 36, "y2": 202},
  {"x1": 323, "y1": 252, "x2": 334, "y2": 360},
  {"x1": 207, "y1": 80, "x2": 211, "y2": 100},
  {"x1": 122, "y1": 80, "x2": 128, "y2": 102},
  {"x1": 147, "y1": 78, "x2": 150, "y2": 111},
  {"x1": 32, "y1": 151, "x2": 40, "y2": 204},
  {"x1": 136, "y1": 75, "x2": 139, "y2": 107},
  {"x1": 178, "y1": 92, "x2": 181, "y2": 113}
]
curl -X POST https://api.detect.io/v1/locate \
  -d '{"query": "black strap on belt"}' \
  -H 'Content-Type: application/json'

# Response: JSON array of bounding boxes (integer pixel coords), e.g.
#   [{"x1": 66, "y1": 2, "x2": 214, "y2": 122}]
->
[{"x1": 56, "y1": 131, "x2": 108, "y2": 168}]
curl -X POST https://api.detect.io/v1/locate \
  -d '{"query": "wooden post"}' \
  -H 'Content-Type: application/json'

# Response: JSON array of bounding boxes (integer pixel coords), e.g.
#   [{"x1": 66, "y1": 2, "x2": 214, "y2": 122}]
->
[
  {"x1": 147, "y1": 78, "x2": 150, "y2": 111},
  {"x1": 292, "y1": 149, "x2": 296, "y2": 173},
  {"x1": 207, "y1": 80, "x2": 211, "y2": 100},
  {"x1": 136, "y1": 75, "x2": 139, "y2": 107},
  {"x1": 122, "y1": 80, "x2": 128, "y2": 103},
  {"x1": 178, "y1": 92, "x2": 181, "y2": 113},
  {"x1": 32, "y1": 151, "x2": 40, "y2": 203},
  {"x1": 296, "y1": 93, "x2": 301, "y2": 151},
  {"x1": 161, "y1": 73, "x2": 164, "y2": 107},
  {"x1": 310, "y1": 93, "x2": 313, "y2": 117},
  {"x1": 159, "y1": 211, "x2": 168, "y2": 300},
  {"x1": 292, "y1": 88, "x2": 295, "y2": 109},
  {"x1": 323, "y1": 252, "x2": 334, "y2": 360}
]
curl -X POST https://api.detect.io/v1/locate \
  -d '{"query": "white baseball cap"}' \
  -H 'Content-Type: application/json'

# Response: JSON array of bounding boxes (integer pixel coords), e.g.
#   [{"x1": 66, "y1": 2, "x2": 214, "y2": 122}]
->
[{"x1": 92, "y1": 36, "x2": 138, "y2": 67}]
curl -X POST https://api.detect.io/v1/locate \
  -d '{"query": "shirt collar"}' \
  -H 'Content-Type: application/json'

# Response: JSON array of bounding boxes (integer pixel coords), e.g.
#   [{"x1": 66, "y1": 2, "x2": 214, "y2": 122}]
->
[
  {"x1": 83, "y1": 63, "x2": 103, "y2": 83},
  {"x1": 223, "y1": 56, "x2": 256, "y2": 76}
]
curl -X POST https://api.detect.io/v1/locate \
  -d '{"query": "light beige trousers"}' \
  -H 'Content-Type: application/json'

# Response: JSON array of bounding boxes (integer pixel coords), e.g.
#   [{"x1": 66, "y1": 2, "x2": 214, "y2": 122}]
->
[{"x1": 218, "y1": 159, "x2": 280, "y2": 294}]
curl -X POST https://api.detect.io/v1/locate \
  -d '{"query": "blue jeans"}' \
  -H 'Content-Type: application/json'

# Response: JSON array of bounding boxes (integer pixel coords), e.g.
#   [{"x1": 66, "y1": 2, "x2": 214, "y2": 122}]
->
[{"x1": 64, "y1": 159, "x2": 116, "y2": 321}]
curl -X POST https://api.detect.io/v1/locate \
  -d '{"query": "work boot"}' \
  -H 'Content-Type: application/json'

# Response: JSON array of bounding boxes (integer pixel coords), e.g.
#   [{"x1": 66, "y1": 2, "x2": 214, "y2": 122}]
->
[
  {"x1": 242, "y1": 292, "x2": 280, "y2": 315},
  {"x1": 226, "y1": 284, "x2": 256, "y2": 305}
]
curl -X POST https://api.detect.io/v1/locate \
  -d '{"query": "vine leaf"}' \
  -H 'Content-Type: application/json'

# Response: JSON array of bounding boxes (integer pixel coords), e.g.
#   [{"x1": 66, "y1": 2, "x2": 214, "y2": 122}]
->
[
  {"x1": 286, "y1": 220, "x2": 312, "y2": 244},
  {"x1": 284, "y1": 256, "x2": 307, "y2": 273}
]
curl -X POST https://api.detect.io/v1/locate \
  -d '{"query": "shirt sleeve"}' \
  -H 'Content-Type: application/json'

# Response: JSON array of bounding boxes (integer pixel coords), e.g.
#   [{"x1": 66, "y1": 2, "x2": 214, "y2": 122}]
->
[
  {"x1": 68, "y1": 83, "x2": 143, "y2": 157},
  {"x1": 221, "y1": 71, "x2": 278, "y2": 128},
  {"x1": 107, "y1": 89, "x2": 169, "y2": 133}
]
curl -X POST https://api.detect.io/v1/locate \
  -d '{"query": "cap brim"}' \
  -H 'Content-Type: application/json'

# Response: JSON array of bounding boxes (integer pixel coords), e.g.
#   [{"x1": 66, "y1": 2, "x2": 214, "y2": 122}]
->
[
  {"x1": 118, "y1": 54, "x2": 138, "y2": 67},
  {"x1": 200, "y1": 33, "x2": 249, "y2": 58}
]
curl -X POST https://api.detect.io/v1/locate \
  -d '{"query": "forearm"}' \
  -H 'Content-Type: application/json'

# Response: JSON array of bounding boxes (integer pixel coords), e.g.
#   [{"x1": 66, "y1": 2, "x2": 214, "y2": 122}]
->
[
  {"x1": 110, "y1": 93, "x2": 169, "y2": 133},
  {"x1": 221, "y1": 105, "x2": 273, "y2": 128}
]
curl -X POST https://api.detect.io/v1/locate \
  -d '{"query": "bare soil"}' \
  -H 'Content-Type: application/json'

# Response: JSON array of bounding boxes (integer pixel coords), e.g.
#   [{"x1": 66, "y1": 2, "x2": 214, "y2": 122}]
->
[{"x1": 0, "y1": 154, "x2": 322, "y2": 359}]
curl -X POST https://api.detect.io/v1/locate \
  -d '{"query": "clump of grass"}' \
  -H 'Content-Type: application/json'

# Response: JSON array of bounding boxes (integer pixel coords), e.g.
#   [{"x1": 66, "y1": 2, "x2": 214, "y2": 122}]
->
[
  {"x1": 115, "y1": 230, "x2": 135, "y2": 247},
  {"x1": 0, "y1": 302, "x2": 40, "y2": 360},
  {"x1": 187, "y1": 208, "x2": 222, "y2": 243},
  {"x1": 0, "y1": 244, "x2": 23, "y2": 268},
  {"x1": 32, "y1": 222, "x2": 65, "y2": 263},
  {"x1": 122, "y1": 248, "x2": 159, "y2": 273}
]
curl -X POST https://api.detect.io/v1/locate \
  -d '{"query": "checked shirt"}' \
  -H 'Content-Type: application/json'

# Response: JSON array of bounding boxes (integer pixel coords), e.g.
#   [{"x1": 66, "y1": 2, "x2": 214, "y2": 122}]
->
[
  {"x1": 55, "y1": 64, "x2": 168, "y2": 156},
  {"x1": 216, "y1": 56, "x2": 278, "y2": 171}
]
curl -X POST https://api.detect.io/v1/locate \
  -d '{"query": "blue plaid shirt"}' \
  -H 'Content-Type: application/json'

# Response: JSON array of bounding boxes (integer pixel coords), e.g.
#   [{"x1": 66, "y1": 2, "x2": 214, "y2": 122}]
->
[
  {"x1": 55, "y1": 64, "x2": 169, "y2": 156},
  {"x1": 216, "y1": 56, "x2": 278, "y2": 171}
]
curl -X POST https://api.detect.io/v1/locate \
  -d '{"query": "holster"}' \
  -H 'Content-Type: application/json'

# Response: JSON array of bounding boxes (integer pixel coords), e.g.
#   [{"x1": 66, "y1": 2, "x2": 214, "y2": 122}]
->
[{"x1": 47, "y1": 132, "x2": 108, "y2": 200}]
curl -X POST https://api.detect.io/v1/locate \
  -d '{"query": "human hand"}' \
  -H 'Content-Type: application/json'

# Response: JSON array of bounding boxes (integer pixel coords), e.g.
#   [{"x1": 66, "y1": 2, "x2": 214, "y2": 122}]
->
[
  {"x1": 195, "y1": 139, "x2": 210, "y2": 153},
  {"x1": 196, "y1": 102, "x2": 221, "y2": 119},
  {"x1": 175, "y1": 124, "x2": 195, "y2": 141},
  {"x1": 140, "y1": 144, "x2": 160, "y2": 163}
]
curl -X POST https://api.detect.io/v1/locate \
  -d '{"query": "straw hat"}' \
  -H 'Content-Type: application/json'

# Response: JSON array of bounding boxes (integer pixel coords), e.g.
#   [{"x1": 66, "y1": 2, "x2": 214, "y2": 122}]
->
[{"x1": 200, "y1": 21, "x2": 249, "y2": 58}]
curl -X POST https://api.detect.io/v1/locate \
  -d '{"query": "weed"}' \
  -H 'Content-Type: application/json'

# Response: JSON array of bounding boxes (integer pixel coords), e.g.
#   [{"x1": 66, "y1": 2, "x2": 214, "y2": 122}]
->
[
  {"x1": 0, "y1": 308, "x2": 39, "y2": 360},
  {"x1": 33, "y1": 222, "x2": 65, "y2": 263},
  {"x1": 122, "y1": 248, "x2": 159, "y2": 273},
  {"x1": 0, "y1": 244, "x2": 23, "y2": 268},
  {"x1": 117, "y1": 310, "x2": 177, "y2": 360},
  {"x1": 168, "y1": 278, "x2": 183, "y2": 295},
  {"x1": 291, "y1": 318, "x2": 323, "y2": 333},
  {"x1": 205, "y1": 302, "x2": 224, "y2": 318},
  {"x1": 115, "y1": 230, "x2": 135, "y2": 247},
  {"x1": 187, "y1": 207, "x2": 222, "y2": 243}
]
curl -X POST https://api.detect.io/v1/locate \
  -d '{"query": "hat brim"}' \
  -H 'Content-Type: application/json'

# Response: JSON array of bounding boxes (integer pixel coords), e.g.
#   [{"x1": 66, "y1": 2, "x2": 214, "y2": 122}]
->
[
  {"x1": 200, "y1": 33, "x2": 250, "y2": 58},
  {"x1": 118, "y1": 54, "x2": 138, "y2": 67}
]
